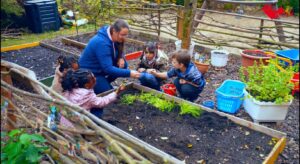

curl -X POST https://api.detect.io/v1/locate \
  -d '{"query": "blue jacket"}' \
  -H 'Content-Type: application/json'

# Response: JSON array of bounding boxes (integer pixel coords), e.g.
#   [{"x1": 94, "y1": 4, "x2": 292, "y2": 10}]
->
[
  {"x1": 167, "y1": 63, "x2": 206, "y2": 88},
  {"x1": 79, "y1": 26, "x2": 130, "y2": 77}
]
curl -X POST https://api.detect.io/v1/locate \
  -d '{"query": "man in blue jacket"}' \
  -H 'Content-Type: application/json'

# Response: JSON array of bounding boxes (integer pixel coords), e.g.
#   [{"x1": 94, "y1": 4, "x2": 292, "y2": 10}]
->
[{"x1": 79, "y1": 19, "x2": 140, "y2": 94}]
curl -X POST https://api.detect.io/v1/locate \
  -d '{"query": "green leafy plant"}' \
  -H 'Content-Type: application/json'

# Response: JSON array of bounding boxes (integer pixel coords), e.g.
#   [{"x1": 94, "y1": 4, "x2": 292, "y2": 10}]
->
[
  {"x1": 121, "y1": 94, "x2": 138, "y2": 105},
  {"x1": 179, "y1": 102, "x2": 203, "y2": 118},
  {"x1": 1, "y1": 129, "x2": 48, "y2": 163},
  {"x1": 139, "y1": 93, "x2": 175, "y2": 112},
  {"x1": 240, "y1": 59, "x2": 294, "y2": 104}
]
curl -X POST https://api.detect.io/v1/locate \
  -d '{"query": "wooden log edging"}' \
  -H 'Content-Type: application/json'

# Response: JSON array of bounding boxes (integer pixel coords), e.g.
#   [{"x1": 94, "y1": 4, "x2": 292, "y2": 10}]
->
[
  {"x1": 100, "y1": 83, "x2": 287, "y2": 163},
  {"x1": 1, "y1": 42, "x2": 40, "y2": 52},
  {"x1": 39, "y1": 41, "x2": 80, "y2": 57}
]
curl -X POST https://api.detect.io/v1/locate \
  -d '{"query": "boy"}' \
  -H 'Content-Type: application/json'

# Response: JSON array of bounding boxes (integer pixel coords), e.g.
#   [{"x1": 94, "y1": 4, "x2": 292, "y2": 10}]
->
[{"x1": 150, "y1": 49, "x2": 205, "y2": 101}]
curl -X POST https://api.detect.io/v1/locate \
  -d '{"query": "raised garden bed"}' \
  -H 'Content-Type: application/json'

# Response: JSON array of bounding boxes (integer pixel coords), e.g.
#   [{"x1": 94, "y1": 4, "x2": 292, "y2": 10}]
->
[
  {"x1": 1, "y1": 46, "x2": 78, "y2": 80},
  {"x1": 100, "y1": 83, "x2": 287, "y2": 164}
]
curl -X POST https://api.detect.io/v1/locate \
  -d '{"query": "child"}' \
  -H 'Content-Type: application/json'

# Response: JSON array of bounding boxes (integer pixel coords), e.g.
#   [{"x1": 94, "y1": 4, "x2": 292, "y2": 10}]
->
[
  {"x1": 150, "y1": 49, "x2": 205, "y2": 101},
  {"x1": 61, "y1": 69, "x2": 124, "y2": 118},
  {"x1": 137, "y1": 42, "x2": 164, "y2": 90},
  {"x1": 51, "y1": 55, "x2": 79, "y2": 95}
]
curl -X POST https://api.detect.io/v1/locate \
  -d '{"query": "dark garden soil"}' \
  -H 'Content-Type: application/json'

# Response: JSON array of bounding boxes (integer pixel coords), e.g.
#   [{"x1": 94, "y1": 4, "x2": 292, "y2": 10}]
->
[
  {"x1": 1, "y1": 46, "x2": 79, "y2": 80},
  {"x1": 1, "y1": 32, "x2": 299, "y2": 163},
  {"x1": 102, "y1": 89, "x2": 274, "y2": 164}
]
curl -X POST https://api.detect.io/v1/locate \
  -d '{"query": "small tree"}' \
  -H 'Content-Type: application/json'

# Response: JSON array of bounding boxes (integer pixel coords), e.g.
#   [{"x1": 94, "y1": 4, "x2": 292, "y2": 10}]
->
[
  {"x1": 78, "y1": 0, "x2": 120, "y2": 32},
  {"x1": 62, "y1": 0, "x2": 80, "y2": 37}
]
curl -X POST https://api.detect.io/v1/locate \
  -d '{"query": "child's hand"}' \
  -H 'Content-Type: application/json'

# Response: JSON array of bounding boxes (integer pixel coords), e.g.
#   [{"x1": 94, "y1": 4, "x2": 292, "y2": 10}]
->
[
  {"x1": 147, "y1": 69, "x2": 157, "y2": 74},
  {"x1": 138, "y1": 68, "x2": 146, "y2": 73},
  {"x1": 179, "y1": 79, "x2": 187, "y2": 84},
  {"x1": 117, "y1": 58, "x2": 125, "y2": 68},
  {"x1": 115, "y1": 84, "x2": 125, "y2": 95}
]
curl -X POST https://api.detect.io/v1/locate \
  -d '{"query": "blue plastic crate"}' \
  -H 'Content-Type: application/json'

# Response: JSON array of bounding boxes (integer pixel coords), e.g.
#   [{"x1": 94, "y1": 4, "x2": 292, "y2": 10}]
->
[
  {"x1": 275, "y1": 49, "x2": 299, "y2": 66},
  {"x1": 215, "y1": 80, "x2": 245, "y2": 114}
]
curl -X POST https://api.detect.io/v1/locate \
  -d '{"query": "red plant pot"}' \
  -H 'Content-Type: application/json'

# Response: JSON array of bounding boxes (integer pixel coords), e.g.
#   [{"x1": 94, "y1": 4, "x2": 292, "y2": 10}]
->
[
  {"x1": 291, "y1": 72, "x2": 299, "y2": 95},
  {"x1": 161, "y1": 84, "x2": 176, "y2": 96},
  {"x1": 125, "y1": 51, "x2": 143, "y2": 61}
]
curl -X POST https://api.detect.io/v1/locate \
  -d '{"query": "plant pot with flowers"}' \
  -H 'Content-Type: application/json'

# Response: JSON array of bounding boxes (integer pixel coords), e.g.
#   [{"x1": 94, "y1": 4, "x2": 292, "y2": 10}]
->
[
  {"x1": 193, "y1": 53, "x2": 210, "y2": 75},
  {"x1": 240, "y1": 59, "x2": 294, "y2": 123}
]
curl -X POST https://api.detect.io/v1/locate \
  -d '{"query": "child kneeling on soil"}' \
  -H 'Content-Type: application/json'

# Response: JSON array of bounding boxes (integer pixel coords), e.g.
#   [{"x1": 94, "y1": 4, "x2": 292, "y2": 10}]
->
[
  {"x1": 51, "y1": 55, "x2": 79, "y2": 95},
  {"x1": 137, "y1": 42, "x2": 164, "y2": 90},
  {"x1": 61, "y1": 69, "x2": 124, "y2": 118},
  {"x1": 150, "y1": 49, "x2": 205, "y2": 101}
]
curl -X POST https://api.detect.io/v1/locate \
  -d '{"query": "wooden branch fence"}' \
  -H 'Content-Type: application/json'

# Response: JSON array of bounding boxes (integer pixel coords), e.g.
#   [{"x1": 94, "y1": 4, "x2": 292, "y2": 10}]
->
[
  {"x1": 98, "y1": 0, "x2": 299, "y2": 52},
  {"x1": 1, "y1": 60, "x2": 184, "y2": 164}
]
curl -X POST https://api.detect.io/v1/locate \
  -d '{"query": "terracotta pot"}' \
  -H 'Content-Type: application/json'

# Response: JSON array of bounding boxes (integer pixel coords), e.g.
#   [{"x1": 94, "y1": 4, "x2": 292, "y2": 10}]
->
[
  {"x1": 194, "y1": 61, "x2": 209, "y2": 74},
  {"x1": 241, "y1": 50, "x2": 271, "y2": 67}
]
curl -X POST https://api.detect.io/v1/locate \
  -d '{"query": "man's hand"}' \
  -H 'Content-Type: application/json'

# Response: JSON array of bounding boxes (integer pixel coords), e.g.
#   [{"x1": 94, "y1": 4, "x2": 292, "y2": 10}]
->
[
  {"x1": 179, "y1": 79, "x2": 187, "y2": 84},
  {"x1": 137, "y1": 68, "x2": 146, "y2": 73},
  {"x1": 117, "y1": 58, "x2": 125, "y2": 68},
  {"x1": 130, "y1": 70, "x2": 141, "y2": 79}
]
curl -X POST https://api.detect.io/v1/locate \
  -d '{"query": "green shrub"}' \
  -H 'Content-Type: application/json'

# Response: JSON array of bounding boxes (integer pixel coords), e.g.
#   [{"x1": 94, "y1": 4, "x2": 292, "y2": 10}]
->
[{"x1": 1, "y1": 129, "x2": 48, "y2": 163}]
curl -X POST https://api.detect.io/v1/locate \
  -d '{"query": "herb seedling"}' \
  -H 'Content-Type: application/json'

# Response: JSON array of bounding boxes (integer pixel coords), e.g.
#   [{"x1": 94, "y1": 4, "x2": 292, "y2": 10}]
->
[{"x1": 179, "y1": 102, "x2": 203, "y2": 118}]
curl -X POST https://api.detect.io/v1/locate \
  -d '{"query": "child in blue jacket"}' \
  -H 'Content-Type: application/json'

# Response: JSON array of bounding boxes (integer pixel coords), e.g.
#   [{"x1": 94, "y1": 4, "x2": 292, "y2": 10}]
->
[{"x1": 150, "y1": 49, "x2": 206, "y2": 101}]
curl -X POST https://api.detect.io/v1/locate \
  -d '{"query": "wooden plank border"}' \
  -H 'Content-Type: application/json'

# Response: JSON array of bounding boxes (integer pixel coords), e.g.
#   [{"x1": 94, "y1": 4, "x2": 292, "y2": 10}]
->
[{"x1": 1, "y1": 42, "x2": 40, "y2": 52}]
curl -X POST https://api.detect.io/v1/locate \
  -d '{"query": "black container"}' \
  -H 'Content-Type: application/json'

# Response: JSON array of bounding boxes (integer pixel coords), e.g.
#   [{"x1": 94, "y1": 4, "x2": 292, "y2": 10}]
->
[{"x1": 24, "y1": 0, "x2": 60, "y2": 33}]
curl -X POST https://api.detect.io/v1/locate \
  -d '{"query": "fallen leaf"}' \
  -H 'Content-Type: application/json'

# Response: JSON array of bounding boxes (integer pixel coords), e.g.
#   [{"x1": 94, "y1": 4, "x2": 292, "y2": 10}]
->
[{"x1": 187, "y1": 144, "x2": 193, "y2": 148}]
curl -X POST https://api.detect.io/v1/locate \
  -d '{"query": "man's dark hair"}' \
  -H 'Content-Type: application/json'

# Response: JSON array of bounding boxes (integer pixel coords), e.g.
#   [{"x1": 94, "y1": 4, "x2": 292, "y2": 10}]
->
[
  {"x1": 110, "y1": 19, "x2": 129, "y2": 58},
  {"x1": 170, "y1": 49, "x2": 191, "y2": 67},
  {"x1": 111, "y1": 19, "x2": 129, "y2": 32}
]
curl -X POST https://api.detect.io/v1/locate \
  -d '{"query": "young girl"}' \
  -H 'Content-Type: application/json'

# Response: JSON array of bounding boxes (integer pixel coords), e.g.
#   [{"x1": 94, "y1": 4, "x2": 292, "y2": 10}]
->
[
  {"x1": 51, "y1": 55, "x2": 79, "y2": 95},
  {"x1": 61, "y1": 69, "x2": 124, "y2": 118},
  {"x1": 137, "y1": 42, "x2": 164, "y2": 90}
]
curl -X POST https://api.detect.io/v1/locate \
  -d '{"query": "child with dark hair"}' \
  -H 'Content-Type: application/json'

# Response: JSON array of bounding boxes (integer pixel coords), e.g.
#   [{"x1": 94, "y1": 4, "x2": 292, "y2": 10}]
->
[
  {"x1": 51, "y1": 55, "x2": 79, "y2": 95},
  {"x1": 137, "y1": 42, "x2": 164, "y2": 90},
  {"x1": 61, "y1": 69, "x2": 124, "y2": 118},
  {"x1": 150, "y1": 49, "x2": 205, "y2": 101}
]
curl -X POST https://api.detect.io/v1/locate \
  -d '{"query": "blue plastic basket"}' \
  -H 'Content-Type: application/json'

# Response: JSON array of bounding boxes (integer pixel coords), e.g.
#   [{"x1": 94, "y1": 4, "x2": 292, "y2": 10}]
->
[
  {"x1": 275, "y1": 49, "x2": 299, "y2": 66},
  {"x1": 215, "y1": 80, "x2": 245, "y2": 114}
]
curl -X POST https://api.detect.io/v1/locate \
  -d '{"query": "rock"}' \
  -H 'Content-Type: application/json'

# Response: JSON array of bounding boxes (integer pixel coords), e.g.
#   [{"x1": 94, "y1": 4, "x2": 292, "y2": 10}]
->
[{"x1": 280, "y1": 153, "x2": 289, "y2": 159}]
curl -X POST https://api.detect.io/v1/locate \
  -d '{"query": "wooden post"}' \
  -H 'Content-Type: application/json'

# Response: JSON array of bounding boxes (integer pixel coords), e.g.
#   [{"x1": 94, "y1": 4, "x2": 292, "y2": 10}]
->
[
  {"x1": 1, "y1": 66, "x2": 16, "y2": 130},
  {"x1": 258, "y1": 19, "x2": 264, "y2": 47},
  {"x1": 157, "y1": 0, "x2": 161, "y2": 38},
  {"x1": 176, "y1": 7, "x2": 184, "y2": 40},
  {"x1": 192, "y1": 0, "x2": 207, "y2": 33},
  {"x1": 181, "y1": 0, "x2": 197, "y2": 49},
  {"x1": 272, "y1": 3, "x2": 286, "y2": 42}
]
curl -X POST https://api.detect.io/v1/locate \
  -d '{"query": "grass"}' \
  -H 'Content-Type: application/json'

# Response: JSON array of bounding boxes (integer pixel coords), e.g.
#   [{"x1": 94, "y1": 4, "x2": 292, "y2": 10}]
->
[{"x1": 1, "y1": 24, "x2": 95, "y2": 47}]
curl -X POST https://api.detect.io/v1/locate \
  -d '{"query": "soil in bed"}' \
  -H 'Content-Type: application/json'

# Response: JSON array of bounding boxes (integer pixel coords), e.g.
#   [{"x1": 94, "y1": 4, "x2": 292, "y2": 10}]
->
[
  {"x1": 102, "y1": 89, "x2": 274, "y2": 164},
  {"x1": 1, "y1": 46, "x2": 79, "y2": 80}
]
